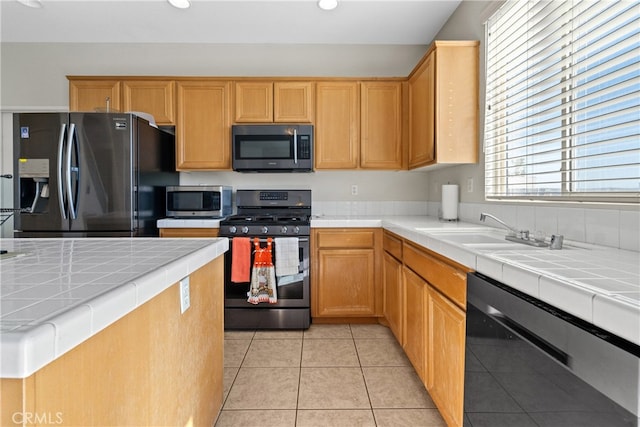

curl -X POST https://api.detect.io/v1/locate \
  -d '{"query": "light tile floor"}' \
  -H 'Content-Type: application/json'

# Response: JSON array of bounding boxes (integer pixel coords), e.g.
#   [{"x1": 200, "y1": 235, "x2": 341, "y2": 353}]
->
[{"x1": 215, "y1": 323, "x2": 446, "y2": 427}]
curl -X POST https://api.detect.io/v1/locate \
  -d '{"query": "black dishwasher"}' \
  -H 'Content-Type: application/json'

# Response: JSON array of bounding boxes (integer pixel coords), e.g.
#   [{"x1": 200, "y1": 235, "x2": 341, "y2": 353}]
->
[{"x1": 465, "y1": 272, "x2": 639, "y2": 427}]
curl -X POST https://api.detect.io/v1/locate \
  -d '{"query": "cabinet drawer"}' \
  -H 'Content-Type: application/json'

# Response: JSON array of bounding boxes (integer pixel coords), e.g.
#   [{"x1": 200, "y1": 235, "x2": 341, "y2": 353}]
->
[
  {"x1": 404, "y1": 243, "x2": 466, "y2": 309},
  {"x1": 159, "y1": 228, "x2": 219, "y2": 238},
  {"x1": 315, "y1": 229, "x2": 375, "y2": 249},
  {"x1": 383, "y1": 231, "x2": 403, "y2": 260}
]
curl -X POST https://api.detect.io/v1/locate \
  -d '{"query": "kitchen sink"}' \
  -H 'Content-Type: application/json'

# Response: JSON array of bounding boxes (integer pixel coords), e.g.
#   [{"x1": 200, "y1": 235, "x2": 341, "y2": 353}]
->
[
  {"x1": 416, "y1": 228, "x2": 507, "y2": 243},
  {"x1": 427, "y1": 233, "x2": 507, "y2": 244},
  {"x1": 415, "y1": 229, "x2": 546, "y2": 250}
]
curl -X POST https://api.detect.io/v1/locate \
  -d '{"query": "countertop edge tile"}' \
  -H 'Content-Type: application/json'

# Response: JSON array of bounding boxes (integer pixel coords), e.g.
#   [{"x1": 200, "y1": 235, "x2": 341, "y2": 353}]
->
[
  {"x1": 593, "y1": 294, "x2": 640, "y2": 346},
  {"x1": 88, "y1": 283, "x2": 137, "y2": 337},
  {"x1": 538, "y1": 275, "x2": 595, "y2": 322},
  {"x1": 46, "y1": 304, "x2": 93, "y2": 359},
  {"x1": 0, "y1": 323, "x2": 56, "y2": 378}
]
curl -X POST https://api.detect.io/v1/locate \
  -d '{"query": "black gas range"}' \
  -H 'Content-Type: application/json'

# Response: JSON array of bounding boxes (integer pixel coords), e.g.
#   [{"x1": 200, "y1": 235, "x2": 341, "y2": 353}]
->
[
  {"x1": 219, "y1": 190, "x2": 311, "y2": 237},
  {"x1": 219, "y1": 190, "x2": 311, "y2": 330}
]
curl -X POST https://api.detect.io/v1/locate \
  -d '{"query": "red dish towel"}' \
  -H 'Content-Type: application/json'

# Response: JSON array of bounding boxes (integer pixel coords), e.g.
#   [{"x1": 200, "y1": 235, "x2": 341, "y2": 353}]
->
[{"x1": 231, "y1": 237, "x2": 251, "y2": 283}]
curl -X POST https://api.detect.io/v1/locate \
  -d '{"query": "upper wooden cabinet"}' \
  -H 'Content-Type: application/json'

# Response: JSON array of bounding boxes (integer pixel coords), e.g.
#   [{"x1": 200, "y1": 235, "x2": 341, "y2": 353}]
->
[
  {"x1": 315, "y1": 80, "x2": 403, "y2": 170},
  {"x1": 122, "y1": 80, "x2": 175, "y2": 125},
  {"x1": 360, "y1": 81, "x2": 403, "y2": 169},
  {"x1": 175, "y1": 80, "x2": 231, "y2": 170},
  {"x1": 68, "y1": 78, "x2": 176, "y2": 125},
  {"x1": 408, "y1": 55, "x2": 435, "y2": 168},
  {"x1": 315, "y1": 81, "x2": 360, "y2": 169},
  {"x1": 69, "y1": 79, "x2": 121, "y2": 113},
  {"x1": 234, "y1": 81, "x2": 314, "y2": 123},
  {"x1": 408, "y1": 41, "x2": 479, "y2": 169}
]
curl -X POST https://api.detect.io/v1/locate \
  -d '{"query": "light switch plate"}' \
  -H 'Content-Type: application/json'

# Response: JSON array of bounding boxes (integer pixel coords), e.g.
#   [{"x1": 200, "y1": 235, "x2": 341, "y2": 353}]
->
[{"x1": 179, "y1": 277, "x2": 190, "y2": 314}]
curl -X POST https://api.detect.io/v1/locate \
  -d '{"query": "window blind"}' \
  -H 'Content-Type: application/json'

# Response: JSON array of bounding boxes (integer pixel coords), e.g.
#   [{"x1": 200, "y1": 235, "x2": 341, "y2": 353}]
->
[{"x1": 484, "y1": 0, "x2": 640, "y2": 202}]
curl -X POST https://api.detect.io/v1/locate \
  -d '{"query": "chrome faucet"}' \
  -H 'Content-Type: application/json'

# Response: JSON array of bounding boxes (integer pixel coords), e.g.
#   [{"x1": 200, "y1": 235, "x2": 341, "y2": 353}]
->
[
  {"x1": 479, "y1": 212, "x2": 549, "y2": 247},
  {"x1": 479, "y1": 212, "x2": 521, "y2": 236}
]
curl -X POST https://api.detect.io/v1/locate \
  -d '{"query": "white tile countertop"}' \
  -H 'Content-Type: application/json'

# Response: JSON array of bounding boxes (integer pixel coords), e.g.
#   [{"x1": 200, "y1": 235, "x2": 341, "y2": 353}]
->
[
  {"x1": 0, "y1": 237, "x2": 228, "y2": 378},
  {"x1": 157, "y1": 218, "x2": 224, "y2": 228},
  {"x1": 312, "y1": 215, "x2": 640, "y2": 347}
]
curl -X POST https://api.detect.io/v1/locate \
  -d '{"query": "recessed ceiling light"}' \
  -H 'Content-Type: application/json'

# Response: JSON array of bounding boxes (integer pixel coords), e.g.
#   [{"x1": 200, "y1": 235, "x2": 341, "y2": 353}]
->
[
  {"x1": 17, "y1": 0, "x2": 43, "y2": 8},
  {"x1": 168, "y1": 0, "x2": 191, "y2": 9},
  {"x1": 318, "y1": 0, "x2": 338, "y2": 11}
]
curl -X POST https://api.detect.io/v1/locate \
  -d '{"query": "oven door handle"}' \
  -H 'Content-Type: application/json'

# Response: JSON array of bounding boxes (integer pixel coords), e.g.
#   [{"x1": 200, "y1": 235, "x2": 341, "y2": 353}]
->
[{"x1": 227, "y1": 236, "x2": 308, "y2": 243}]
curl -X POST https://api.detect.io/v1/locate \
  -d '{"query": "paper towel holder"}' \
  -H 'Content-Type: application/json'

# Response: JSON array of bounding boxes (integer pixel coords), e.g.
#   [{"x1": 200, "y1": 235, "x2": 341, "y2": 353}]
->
[{"x1": 439, "y1": 183, "x2": 459, "y2": 222}]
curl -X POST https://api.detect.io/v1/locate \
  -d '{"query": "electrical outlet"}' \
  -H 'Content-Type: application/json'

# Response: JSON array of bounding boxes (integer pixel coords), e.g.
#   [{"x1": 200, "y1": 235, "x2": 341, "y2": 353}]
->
[
  {"x1": 351, "y1": 184, "x2": 358, "y2": 196},
  {"x1": 179, "y1": 277, "x2": 190, "y2": 313},
  {"x1": 467, "y1": 178, "x2": 474, "y2": 193}
]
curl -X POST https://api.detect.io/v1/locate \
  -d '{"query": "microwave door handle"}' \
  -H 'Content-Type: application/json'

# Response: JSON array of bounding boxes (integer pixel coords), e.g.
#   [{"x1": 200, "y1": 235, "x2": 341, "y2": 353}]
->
[
  {"x1": 293, "y1": 129, "x2": 298, "y2": 164},
  {"x1": 57, "y1": 123, "x2": 67, "y2": 219}
]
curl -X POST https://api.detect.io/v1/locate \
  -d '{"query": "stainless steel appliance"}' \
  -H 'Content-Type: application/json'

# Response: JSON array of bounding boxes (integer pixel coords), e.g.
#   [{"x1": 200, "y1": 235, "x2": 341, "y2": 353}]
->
[
  {"x1": 166, "y1": 185, "x2": 232, "y2": 218},
  {"x1": 13, "y1": 112, "x2": 178, "y2": 237},
  {"x1": 232, "y1": 124, "x2": 313, "y2": 172},
  {"x1": 219, "y1": 189, "x2": 311, "y2": 329},
  {"x1": 465, "y1": 272, "x2": 639, "y2": 426}
]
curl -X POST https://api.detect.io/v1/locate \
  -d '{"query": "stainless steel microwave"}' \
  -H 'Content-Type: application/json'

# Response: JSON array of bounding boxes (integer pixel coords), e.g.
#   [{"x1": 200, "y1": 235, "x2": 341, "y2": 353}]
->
[
  {"x1": 232, "y1": 124, "x2": 313, "y2": 172},
  {"x1": 166, "y1": 186, "x2": 232, "y2": 218}
]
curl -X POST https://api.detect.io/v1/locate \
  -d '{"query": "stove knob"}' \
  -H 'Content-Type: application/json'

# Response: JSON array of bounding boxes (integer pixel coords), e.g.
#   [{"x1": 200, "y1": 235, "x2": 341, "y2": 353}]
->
[
  {"x1": 242, "y1": 226, "x2": 249, "y2": 234},
  {"x1": 229, "y1": 226, "x2": 237, "y2": 234},
  {"x1": 281, "y1": 226, "x2": 288, "y2": 234},
  {"x1": 262, "y1": 226, "x2": 269, "y2": 234},
  {"x1": 294, "y1": 226, "x2": 300, "y2": 234}
]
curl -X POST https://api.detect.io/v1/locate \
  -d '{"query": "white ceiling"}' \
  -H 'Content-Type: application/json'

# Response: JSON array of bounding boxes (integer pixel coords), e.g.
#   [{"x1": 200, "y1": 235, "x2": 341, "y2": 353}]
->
[{"x1": 0, "y1": 0, "x2": 462, "y2": 45}]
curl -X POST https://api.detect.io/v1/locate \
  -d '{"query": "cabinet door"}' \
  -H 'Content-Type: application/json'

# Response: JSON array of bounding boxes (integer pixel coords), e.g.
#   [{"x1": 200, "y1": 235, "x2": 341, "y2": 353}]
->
[
  {"x1": 316, "y1": 248, "x2": 375, "y2": 317},
  {"x1": 69, "y1": 79, "x2": 121, "y2": 112},
  {"x1": 433, "y1": 42, "x2": 479, "y2": 164},
  {"x1": 427, "y1": 287, "x2": 465, "y2": 427},
  {"x1": 274, "y1": 82, "x2": 314, "y2": 123},
  {"x1": 383, "y1": 251, "x2": 403, "y2": 343},
  {"x1": 315, "y1": 81, "x2": 359, "y2": 169},
  {"x1": 123, "y1": 80, "x2": 175, "y2": 125},
  {"x1": 408, "y1": 53, "x2": 435, "y2": 168},
  {"x1": 176, "y1": 81, "x2": 231, "y2": 170},
  {"x1": 234, "y1": 81, "x2": 273, "y2": 122},
  {"x1": 360, "y1": 81, "x2": 403, "y2": 169},
  {"x1": 403, "y1": 266, "x2": 427, "y2": 382}
]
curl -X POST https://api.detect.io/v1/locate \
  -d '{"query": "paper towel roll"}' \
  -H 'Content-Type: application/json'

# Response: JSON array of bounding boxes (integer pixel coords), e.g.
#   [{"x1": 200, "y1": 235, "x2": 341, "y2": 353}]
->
[{"x1": 441, "y1": 184, "x2": 459, "y2": 220}]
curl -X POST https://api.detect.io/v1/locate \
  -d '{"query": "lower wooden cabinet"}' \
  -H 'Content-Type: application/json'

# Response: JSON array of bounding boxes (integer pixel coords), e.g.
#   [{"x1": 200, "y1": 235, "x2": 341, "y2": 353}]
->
[
  {"x1": 382, "y1": 231, "x2": 469, "y2": 427},
  {"x1": 427, "y1": 286, "x2": 466, "y2": 427},
  {"x1": 383, "y1": 251, "x2": 403, "y2": 342},
  {"x1": 402, "y1": 266, "x2": 427, "y2": 382},
  {"x1": 159, "y1": 228, "x2": 219, "y2": 238},
  {"x1": 312, "y1": 229, "x2": 382, "y2": 319}
]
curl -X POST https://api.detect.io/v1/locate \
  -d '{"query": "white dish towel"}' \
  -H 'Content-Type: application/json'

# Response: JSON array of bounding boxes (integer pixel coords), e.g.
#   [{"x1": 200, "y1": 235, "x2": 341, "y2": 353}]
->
[{"x1": 275, "y1": 237, "x2": 299, "y2": 277}]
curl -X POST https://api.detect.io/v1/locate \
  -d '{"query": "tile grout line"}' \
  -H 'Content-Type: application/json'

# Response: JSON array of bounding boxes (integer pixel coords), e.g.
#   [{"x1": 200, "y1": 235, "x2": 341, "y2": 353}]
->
[{"x1": 350, "y1": 324, "x2": 379, "y2": 426}]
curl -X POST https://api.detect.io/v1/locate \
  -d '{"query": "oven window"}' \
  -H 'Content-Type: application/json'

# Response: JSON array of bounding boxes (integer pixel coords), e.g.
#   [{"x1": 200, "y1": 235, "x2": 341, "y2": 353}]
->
[{"x1": 236, "y1": 136, "x2": 292, "y2": 159}]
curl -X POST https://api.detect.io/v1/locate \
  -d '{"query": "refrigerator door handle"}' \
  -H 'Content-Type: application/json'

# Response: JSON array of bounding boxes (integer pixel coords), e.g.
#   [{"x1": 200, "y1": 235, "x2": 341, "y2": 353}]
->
[
  {"x1": 66, "y1": 123, "x2": 77, "y2": 220},
  {"x1": 57, "y1": 123, "x2": 68, "y2": 219}
]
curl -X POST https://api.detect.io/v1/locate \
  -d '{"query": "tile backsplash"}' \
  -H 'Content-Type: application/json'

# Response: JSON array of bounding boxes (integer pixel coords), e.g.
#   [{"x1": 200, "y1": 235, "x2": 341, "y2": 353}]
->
[
  {"x1": 436, "y1": 202, "x2": 640, "y2": 252},
  {"x1": 314, "y1": 200, "x2": 639, "y2": 252}
]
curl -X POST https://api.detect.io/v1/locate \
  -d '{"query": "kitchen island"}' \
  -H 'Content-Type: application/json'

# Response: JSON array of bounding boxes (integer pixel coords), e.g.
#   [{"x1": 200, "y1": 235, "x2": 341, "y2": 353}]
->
[{"x1": 0, "y1": 237, "x2": 228, "y2": 427}]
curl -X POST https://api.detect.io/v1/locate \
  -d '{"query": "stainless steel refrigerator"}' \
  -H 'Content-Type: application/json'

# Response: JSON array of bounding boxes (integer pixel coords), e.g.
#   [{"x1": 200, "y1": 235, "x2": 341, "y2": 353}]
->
[{"x1": 13, "y1": 112, "x2": 179, "y2": 237}]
